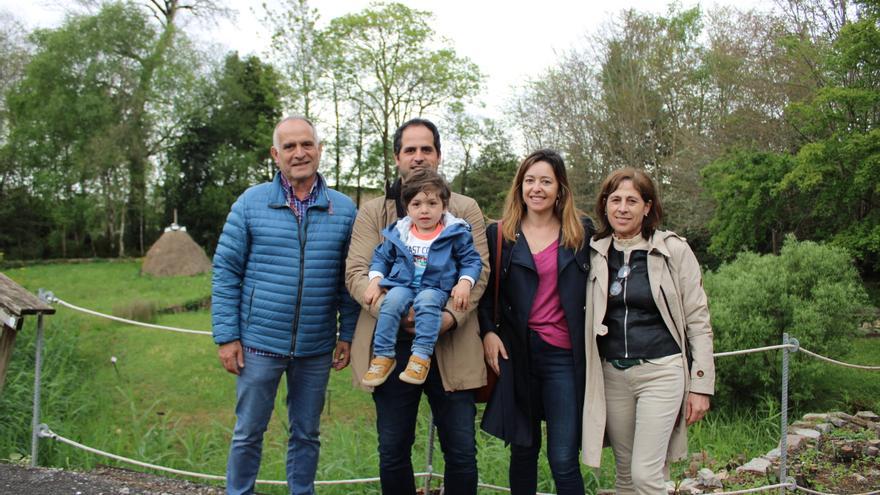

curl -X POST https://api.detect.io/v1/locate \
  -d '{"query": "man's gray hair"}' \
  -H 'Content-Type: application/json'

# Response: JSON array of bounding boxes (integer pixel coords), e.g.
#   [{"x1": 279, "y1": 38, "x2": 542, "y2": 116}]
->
[{"x1": 273, "y1": 115, "x2": 321, "y2": 148}]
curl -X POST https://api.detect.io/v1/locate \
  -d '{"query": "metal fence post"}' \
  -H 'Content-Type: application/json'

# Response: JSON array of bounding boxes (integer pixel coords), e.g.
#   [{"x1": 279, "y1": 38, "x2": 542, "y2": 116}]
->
[
  {"x1": 424, "y1": 413, "x2": 436, "y2": 494},
  {"x1": 30, "y1": 312, "x2": 44, "y2": 467},
  {"x1": 779, "y1": 333, "x2": 799, "y2": 492}
]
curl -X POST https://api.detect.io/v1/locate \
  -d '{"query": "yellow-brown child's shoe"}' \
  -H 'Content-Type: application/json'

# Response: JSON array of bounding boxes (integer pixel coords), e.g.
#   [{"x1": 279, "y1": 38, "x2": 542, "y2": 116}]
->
[
  {"x1": 399, "y1": 355, "x2": 431, "y2": 385},
  {"x1": 362, "y1": 356, "x2": 396, "y2": 386}
]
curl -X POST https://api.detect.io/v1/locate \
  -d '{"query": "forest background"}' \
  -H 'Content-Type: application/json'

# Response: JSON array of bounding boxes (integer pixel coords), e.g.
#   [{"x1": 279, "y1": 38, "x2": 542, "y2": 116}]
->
[
  {"x1": 0, "y1": 0, "x2": 877, "y2": 280},
  {"x1": 1, "y1": 1, "x2": 879, "y2": 491}
]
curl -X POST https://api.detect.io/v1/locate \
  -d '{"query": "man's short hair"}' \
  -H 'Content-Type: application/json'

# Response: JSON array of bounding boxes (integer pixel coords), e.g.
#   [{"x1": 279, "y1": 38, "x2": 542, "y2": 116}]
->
[
  {"x1": 401, "y1": 168, "x2": 451, "y2": 208},
  {"x1": 393, "y1": 118, "x2": 441, "y2": 156},
  {"x1": 273, "y1": 115, "x2": 320, "y2": 148}
]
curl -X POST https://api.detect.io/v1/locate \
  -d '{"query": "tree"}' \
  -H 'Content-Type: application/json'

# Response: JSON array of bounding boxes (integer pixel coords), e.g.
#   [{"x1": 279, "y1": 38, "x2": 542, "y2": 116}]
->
[
  {"x1": 703, "y1": 0, "x2": 880, "y2": 271},
  {"x1": 445, "y1": 102, "x2": 481, "y2": 194},
  {"x1": 163, "y1": 52, "x2": 282, "y2": 253},
  {"x1": 451, "y1": 121, "x2": 518, "y2": 220},
  {"x1": 263, "y1": 0, "x2": 320, "y2": 119},
  {"x1": 3, "y1": 3, "x2": 158, "y2": 258},
  {"x1": 324, "y1": 2, "x2": 482, "y2": 182},
  {"x1": 702, "y1": 150, "x2": 801, "y2": 258},
  {"x1": 121, "y1": 0, "x2": 230, "y2": 255}
]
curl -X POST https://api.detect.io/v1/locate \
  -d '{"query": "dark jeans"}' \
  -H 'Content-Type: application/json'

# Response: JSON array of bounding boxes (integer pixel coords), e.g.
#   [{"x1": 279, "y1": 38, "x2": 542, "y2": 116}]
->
[
  {"x1": 372, "y1": 339, "x2": 478, "y2": 495},
  {"x1": 509, "y1": 332, "x2": 585, "y2": 495}
]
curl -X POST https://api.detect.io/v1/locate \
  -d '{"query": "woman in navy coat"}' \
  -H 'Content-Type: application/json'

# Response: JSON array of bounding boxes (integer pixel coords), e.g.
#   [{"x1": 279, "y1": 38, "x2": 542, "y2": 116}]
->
[{"x1": 479, "y1": 149, "x2": 593, "y2": 495}]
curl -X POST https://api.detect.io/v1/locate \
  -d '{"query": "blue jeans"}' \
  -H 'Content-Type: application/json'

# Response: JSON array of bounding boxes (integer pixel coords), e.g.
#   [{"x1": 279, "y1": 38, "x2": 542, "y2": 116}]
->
[
  {"x1": 509, "y1": 332, "x2": 584, "y2": 495},
  {"x1": 226, "y1": 351, "x2": 332, "y2": 495},
  {"x1": 372, "y1": 339, "x2": 478, "y2": 495},
  {"x1": 373, "y1": 286, "x2": 448, "y2": 358}
]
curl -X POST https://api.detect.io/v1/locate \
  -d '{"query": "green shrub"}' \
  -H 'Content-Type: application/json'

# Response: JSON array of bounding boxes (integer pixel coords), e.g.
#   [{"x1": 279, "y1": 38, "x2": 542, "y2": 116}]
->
[{"x1": 705, "y1": 236, "x2": 872, "y2": 409}]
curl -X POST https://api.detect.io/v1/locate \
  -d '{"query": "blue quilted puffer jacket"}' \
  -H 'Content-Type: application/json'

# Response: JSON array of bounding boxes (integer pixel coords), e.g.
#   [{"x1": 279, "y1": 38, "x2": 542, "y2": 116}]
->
[{"x1": 211, "y1": 173, "x2": 359, "y2": 357}]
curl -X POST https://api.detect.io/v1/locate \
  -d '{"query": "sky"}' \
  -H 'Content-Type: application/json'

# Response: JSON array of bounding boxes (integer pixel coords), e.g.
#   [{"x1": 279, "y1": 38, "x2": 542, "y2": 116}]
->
[{"x1": 3, "y1": 0, "x2": 773, "y2": 122}]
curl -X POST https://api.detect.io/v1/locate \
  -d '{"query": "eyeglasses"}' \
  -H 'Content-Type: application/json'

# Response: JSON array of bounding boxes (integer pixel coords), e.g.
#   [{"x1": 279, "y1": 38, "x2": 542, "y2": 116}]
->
[{"x1": 609, "y1": 264, "x2": 631, "y2": 297}]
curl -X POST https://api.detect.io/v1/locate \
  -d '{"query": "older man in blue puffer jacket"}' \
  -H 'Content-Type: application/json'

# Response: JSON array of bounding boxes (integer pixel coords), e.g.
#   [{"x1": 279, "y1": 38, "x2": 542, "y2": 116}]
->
[{"x1": 211, "y1": 116, "x2": 358, "y2": 495}]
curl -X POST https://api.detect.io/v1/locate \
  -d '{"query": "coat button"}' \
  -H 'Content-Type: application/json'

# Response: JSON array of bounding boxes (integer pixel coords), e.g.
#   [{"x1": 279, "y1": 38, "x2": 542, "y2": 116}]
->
[
  {"x1": 696, "y1": 370, "x2": 704, "y2": 377},
  {"x1": 583, "y1": 306, "x2": 586, "y2": 311}
]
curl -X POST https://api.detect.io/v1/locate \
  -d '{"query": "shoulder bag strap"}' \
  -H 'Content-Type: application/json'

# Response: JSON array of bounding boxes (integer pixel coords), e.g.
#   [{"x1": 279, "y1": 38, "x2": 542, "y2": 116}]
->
[{"x1": 493, "y1": 221, "x2": 503, "y2": 327}]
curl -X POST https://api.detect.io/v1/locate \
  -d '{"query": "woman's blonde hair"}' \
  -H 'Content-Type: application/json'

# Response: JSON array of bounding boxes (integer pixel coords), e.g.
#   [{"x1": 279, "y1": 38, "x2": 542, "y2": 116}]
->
[{"x1": 500, "y1": 149, "x2": 585, "y2": 250}]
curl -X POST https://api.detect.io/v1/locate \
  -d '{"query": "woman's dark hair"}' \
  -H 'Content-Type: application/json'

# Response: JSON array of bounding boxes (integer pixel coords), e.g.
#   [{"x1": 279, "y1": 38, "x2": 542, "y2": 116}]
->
[
  {"x1": 401, "y1": 168, "x2": 451, "y2": 208},
  {"x1": 594, "y1": 167, "x2": 663, "y2": 240}
]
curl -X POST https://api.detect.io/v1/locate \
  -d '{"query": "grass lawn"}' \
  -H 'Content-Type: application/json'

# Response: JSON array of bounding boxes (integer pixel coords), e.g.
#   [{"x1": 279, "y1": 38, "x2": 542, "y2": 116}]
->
[{"x1": 2, "y1": 260, "x2": 878, "y2": 494}]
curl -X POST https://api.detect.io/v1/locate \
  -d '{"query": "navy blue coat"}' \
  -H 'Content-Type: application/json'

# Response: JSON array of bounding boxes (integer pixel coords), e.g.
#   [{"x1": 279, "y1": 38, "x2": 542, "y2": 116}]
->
[
  {"x1": 479, "y1": 218, "x2": 593, "y2": 446},
  {"x1": 211, "y1": 173, "x2": 359, "y2": 357}
]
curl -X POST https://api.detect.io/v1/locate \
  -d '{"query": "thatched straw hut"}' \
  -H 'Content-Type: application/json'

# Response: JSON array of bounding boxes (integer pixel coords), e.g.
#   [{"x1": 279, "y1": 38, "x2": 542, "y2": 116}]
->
[{"x1": 141, "y1": 222, "x2": 212, "y2": 277}]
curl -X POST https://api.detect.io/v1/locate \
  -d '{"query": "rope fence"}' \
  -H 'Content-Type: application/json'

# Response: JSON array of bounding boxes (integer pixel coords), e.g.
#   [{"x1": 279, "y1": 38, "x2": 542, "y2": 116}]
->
[
  {"x1": 46, "y1": 294, "x2": 880, "y2": 368},
  {"x1": 26, "y1": 292, "x2": 880, "y2": 495}
]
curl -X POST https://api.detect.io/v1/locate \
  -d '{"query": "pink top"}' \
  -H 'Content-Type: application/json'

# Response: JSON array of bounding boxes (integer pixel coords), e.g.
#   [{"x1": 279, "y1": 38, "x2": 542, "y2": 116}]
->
[{"x1": 527, "y1": 238, "x2": 571, "y2": 349}]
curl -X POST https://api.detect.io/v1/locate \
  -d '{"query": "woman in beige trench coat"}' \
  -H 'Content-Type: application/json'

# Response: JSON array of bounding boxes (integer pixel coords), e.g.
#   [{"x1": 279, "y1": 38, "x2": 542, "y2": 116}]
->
[{"x1": 581, "y1": 168, "x2": 715, "y2": 495}]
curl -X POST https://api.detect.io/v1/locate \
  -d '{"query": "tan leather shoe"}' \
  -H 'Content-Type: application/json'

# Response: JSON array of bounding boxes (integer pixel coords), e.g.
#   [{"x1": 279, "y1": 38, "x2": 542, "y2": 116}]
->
[
  {"x1": 362, "y1": 356, "x2": 396, "y2": 386},
  {"x1": 398, "y1": 354, "x2": 431, "y2": 385}
]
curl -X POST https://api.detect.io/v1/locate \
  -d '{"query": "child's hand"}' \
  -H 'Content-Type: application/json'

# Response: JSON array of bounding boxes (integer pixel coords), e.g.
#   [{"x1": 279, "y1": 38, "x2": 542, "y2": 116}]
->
[
  {"x1": 451, "y1": 280, "x2": 472, "y2": 311},
  {"x1": 364, "y1": 278, "x2": 384, "y2": 305}
]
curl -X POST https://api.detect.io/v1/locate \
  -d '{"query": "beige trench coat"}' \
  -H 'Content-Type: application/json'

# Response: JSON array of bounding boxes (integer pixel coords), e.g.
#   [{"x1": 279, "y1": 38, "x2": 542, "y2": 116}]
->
[
  {"x1": 581, "y1": 230, "x2": 715, "y2": 467},
  {"x1": 345, "y1": 192, "x2": 490, "y2": 392}
]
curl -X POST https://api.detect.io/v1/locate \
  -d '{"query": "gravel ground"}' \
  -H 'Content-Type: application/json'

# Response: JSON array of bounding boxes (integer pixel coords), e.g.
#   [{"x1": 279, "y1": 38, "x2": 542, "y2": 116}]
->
[{"x1": 0, "y1": 464, "x2": 227, "y2": 495}]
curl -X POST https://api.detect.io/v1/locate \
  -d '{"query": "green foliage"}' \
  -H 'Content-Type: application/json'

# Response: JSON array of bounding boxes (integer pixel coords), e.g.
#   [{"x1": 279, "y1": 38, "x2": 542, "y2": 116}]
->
[
  {"x1": 705, "y1": 237, "x2": 872, "y2": 408},
  {"x1": 162, "y1": 53, "x2": 282, "y2": 253},
  {"x1": 704, "y1": 7, "x2": 880, "y2": 271},
  {"x1": 450, "y1": 122, "x2": 518, "y2": 220},
  {"x1": 324, "y1": 2, "x2": 482, "y2": 180},
  {"x1": 702, "y1": 150, "x2": 799, "y2": 259}
]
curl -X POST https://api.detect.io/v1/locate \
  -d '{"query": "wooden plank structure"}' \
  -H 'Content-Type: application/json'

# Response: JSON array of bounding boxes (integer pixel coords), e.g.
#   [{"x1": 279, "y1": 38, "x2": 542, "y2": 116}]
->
[{"x1": 0, "y1": 272, "x2": 55, "y2": 394}]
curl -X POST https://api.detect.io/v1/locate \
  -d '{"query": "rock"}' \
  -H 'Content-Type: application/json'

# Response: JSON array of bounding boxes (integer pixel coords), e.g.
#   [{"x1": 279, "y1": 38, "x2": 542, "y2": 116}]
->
[
  {"x1": 814, "y1": 423, "x2": 833, "y2": 434},
  {"x1": 830, "y1": 417, "x2": 847, "y2": 427},
  {"x1": 791, "y1": 428, "x2": 821, "y2": 439},
  {"x1": 850, "y1": 473, "x2": 867, "y2": 483},
  {"x1": 782, "y1": 434, "x2": 806, "y2": 451},
  {"x1": 737, "y1": 458, "x2": 772, "y2": 474},
  {"x1": 763, "y1": 448, "x2": 781, "y2": 462},
  {"x1": 830, "y1": 411, "x2": 853, "y2": 420},
  {"x1": 866, "y1": 446, "x2": 879, "y2": 457},
  {"x1": 679, "y1": 477, "x2": 699, "y2": 492},
  {"x1": 120, "y1": 489, "x2": 130, "y2": 495},
  {"x1": 697, "y1": 468, "x2": 723, "y2": 488},
  {"x1": 802, "y1": 413, "x2": 829, "y2": 422},
  {"x1": 716, "y1": 469, "x2": 729, "y2": 481},
  {"x1": 790, "y1": 421, "x2": 813, "y2": 429},
  {"x1": 856, "y1": 411, "x2": 879, "y2": 421}
]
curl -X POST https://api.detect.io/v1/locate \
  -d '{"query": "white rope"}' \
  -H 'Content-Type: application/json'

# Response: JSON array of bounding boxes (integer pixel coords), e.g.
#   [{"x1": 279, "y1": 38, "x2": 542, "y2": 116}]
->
[
  {"x1": 798, "y1": 347, "x2": 880, "y2": 370},
  {"x1": 710, "y1": 483, "x2": 795, "y2": 494},
  {"x1": 38, "y1": 425, "x2": 386, "y2": 486},
  {"x1": 50, "y1": 296, "x2": 212, "y2": 336},
  {"x1": 39, "y1": 425, "x2": 880, "y2": 495},
  {"x1": 714, "y1": 344, "x2": 797, "y2": 358},
  {"x1": 793, "y1": 484, "x2": 880, "y2": 495},
  {"x1": 48, "y1": 295, "x2": 880, "y2": 371}
]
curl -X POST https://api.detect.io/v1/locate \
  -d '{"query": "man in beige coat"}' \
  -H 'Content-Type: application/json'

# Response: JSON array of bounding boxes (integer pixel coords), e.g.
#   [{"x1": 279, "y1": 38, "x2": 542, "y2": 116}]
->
[{"x1": 345, "y1": 118, "x2": 489, "y2": 495}]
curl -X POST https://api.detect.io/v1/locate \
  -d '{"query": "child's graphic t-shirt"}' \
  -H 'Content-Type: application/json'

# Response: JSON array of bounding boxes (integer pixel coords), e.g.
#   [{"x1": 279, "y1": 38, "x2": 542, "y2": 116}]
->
[{"x1": 407, "y1": 222, "x2": 444, "y2": 287}]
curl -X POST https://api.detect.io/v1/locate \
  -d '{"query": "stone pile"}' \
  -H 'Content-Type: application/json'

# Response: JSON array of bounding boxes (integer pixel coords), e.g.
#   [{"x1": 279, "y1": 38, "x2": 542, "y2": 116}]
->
[{"x1": 666, "y1": 411, "x2": 880, "y2": 494}]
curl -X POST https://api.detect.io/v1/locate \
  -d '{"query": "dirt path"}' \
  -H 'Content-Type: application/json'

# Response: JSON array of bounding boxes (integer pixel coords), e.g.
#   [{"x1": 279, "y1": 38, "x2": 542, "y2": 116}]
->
[{"x1": 0, "y1": 464, "x2": 226, "y2": 495}]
